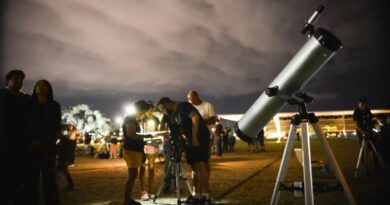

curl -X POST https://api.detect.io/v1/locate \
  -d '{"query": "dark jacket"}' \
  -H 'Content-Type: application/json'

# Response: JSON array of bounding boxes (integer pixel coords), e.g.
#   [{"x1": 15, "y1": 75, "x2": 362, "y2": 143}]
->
[
  {"x1": 30, "y1": 100, "x2": 62, "y2": 146},
  {"x1": 0, "y1": 88, "x2": 30, "y2": 153}
]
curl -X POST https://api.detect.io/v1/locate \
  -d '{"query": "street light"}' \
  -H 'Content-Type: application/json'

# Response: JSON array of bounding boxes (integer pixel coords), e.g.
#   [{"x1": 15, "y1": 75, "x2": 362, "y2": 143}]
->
[
  {"x1": 115, "y1": 116, "x2": 123, "y2": 126},
  {"x1": 124, "y1": 103, "x2": 136, "y2": 116}
]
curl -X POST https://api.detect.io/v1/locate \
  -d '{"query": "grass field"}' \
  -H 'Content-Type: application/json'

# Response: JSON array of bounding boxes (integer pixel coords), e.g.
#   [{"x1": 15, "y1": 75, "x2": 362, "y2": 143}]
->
[{"x1": 58, "y1": 138, "x2": 387, "y2": 205}]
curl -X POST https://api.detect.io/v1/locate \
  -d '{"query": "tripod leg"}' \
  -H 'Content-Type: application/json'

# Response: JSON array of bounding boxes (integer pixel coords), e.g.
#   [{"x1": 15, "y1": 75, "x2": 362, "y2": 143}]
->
[
  {"x1": 363, "y1": 139, "x2": 368, "y2": 176},
  {"x1": 175, "y1": 162, "x2": 182, "y2": 202},
  {"x1": 191, "y1": 170, "x2": 196, "y2": 196},
  {"x1": 179, "y1": 163, "x2": 193, "y2": 195},
  {"x1": 367, "y1": 139, "x2": 385, "y2": 168},
  {"x1": 155, "y1": 161, "x2": 173, "y2": 201},
  {"x1": 313, "y1": 123, "x2": 357, "y2": 205},
  {"x1": 354, "y1": 139, "x2": 365, "y2": 178},
  {"x1": 300, "y1": 122, "x2": 314, "y2": 205},
  {"x1": 271, "y1": 125, "x2": 298, "y2": 205}
]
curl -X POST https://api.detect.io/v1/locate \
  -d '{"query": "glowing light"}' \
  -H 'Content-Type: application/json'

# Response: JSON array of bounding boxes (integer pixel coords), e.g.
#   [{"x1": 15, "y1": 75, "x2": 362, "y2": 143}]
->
[
  {"x1": 115, "y1": 116, "x2": 123, "y2": 125},
  {"x1": 147, "y1": 119, "x2": 156, "y2": 127},
  {"x1": 124, "y1": 104, "x2": 136, "y2": 116}
]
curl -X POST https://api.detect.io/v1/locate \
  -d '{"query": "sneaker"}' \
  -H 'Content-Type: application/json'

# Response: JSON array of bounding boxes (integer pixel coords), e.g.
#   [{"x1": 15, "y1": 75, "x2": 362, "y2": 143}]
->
[
  {"x1": 140, "y1": 191, "x2": 149, "y2": 201},
  {"x1": 149, "y1": 194, "x2": 156, "y2": 200},
  {"x1": 200, "y1": 196, "x2": 212, "y2": 205},
  {"x1": 185, "y1": 195, "x2": 199, "y2": 205},
  {"x1": 126, "y1": 199, "x2": 141, "y2": 205}
]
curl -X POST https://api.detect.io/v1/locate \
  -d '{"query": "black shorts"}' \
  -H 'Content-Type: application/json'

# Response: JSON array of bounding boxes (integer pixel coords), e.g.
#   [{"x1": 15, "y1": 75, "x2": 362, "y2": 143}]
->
[{"x1": 185, "y1": 145, "x2": 209, "y2": 165}]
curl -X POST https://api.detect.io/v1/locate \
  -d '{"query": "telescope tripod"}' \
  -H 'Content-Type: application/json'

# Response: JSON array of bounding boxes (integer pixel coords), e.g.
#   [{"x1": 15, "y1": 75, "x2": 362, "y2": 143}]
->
[
  {"x1": 353, "y1": 134, "x2": 384, "y2": 177},
  {"x1": 270, "y1": 110, "x2": 356, "y2": 205},
  {"x1": 154, "y1": 158, "x2": 192, "y2": 204}
]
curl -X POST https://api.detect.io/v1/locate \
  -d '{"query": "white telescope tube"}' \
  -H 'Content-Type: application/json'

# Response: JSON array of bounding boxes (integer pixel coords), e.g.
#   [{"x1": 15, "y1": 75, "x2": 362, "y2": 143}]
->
[{"x1": 235, "y1": 28, "x2": 342, "y2": 142}]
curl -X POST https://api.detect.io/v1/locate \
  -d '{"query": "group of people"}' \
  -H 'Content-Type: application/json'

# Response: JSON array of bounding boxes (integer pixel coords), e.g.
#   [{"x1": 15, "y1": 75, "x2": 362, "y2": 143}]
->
[
  {"x1": 3, "y1": 69, "x2": 386, "y2": 205},
  {"x1": 246, "y1": 129, "x2": 266, "y2": 153},
  {"x1": 0, "y1": 68, "x2": 263, "y2": 205},
  {"x1": 0, "y1": 70, "x2": 71, "y2": 205},
  {"x1": 213, "y1": 121, "x2": 237, "y2": 157},
  {"x1": 121, "y1": 90, "x2": 218, "y2": 205},
  {"x1": 0, "y1": 69, "x2": 260, "y2": 205}
]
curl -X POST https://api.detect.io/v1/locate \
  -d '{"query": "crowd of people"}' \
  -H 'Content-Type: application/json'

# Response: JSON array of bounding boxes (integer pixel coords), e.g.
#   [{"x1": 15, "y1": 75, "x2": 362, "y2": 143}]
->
[
  {"x1": 1, "y1": 69, "x2": 388, "y2": 205},
  {"x1": 0, "y1": 69, "x2": 229, "y2": 205},
  {"x1": 1, "y1": 70, "x2": 66, "y2": 205},
  {"x1": 121, "y1": 91, "x2": 219, "y2": 205}
]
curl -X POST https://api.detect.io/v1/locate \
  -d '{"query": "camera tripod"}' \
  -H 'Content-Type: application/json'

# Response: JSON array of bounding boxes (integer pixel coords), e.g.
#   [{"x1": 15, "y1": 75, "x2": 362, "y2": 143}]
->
[
  {"x1": 353, "y1": 133, "x2": 384, "y2": 177},
  {"x1": 266, "y1": 88, "x2": 356, "y2": 205},
  {"x1": 154, "y1": 147, "x2": 192, "y2": 204}
]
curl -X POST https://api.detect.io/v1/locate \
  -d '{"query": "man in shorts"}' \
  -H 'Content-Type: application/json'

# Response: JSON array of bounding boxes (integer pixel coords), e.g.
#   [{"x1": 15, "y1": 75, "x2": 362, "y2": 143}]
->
[
  {"x1": 157, "y1": 97, "x2": 211, "y2": 204},
  {"x1": 187, "y1": 90, "x2": 216, "y2": 201}
]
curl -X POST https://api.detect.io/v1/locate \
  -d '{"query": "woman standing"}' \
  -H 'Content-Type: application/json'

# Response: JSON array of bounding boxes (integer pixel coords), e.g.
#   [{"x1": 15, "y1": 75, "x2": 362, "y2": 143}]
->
[
  {"x1": 66, "y1": 124, "x2": 78, "y2": 166},
  {"x1": 122, "y1": 100, "x2": 153, "y2": 205},
  {"x1": 29, "y1": 79, "x2": 61, "y2": 205},
  {"x1": 139, "y1": 103, "x2": 160, "y2": 200}
]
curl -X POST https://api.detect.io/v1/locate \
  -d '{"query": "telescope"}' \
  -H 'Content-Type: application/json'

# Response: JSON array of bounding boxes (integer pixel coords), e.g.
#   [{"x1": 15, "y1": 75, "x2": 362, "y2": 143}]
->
[{"x1": 235, "y1": 5, "x2": 342, "y2": 142}]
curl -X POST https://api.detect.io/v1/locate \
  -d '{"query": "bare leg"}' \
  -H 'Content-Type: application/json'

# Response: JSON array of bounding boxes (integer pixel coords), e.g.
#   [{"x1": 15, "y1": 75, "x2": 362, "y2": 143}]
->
[
  {"x1": 190, "y1": 164, "x2": 199, "y2": 196},
  {"x1": 124, "y1": 168, "x2": 138, "y2": 204},
  {"x1": 139, "y1": 166, "x2": 146, "y2": 192},
  {"x1": 194, "y1": 162, "x2": 209, "y2": 194},
  {"x1": 206, "y1": 162, "x2": 210, "y2": 183},
  {"x1": 148, "y1": 154, "x2": 156, "y2": 194}
]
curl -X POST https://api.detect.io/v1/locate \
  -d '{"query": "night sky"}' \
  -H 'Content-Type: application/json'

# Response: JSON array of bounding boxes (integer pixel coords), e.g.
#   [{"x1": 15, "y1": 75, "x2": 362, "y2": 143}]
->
[{"x1": 1, "y1": 0, "x2": 389, "y2": 119}]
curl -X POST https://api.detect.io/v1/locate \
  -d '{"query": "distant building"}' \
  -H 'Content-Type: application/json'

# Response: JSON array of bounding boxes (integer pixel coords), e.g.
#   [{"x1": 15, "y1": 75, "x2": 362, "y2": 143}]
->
[{"x1": 219, "y1": 110, "x2": 390, "y2": 141}]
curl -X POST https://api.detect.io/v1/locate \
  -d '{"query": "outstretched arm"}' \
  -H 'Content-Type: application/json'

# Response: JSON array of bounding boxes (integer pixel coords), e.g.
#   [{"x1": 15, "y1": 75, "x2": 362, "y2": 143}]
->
[{"x1": 126, "y1": 123, "x2": 152, "y2": 140}]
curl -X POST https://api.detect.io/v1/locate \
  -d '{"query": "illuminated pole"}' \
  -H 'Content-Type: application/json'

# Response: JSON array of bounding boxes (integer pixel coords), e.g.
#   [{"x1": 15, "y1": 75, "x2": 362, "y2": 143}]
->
[{"x1": 273, "y1": 114, "x2": 282, "y2": 143}]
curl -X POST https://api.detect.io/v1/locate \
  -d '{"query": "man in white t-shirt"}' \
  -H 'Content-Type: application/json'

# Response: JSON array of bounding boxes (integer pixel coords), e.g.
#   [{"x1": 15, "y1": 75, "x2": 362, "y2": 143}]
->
[
  {"x1": 187, "y1": 90, "x2": 217, "y2": 128},
  {"x1": 187, "y1": 90, "x2": 217, "y2": 203}
]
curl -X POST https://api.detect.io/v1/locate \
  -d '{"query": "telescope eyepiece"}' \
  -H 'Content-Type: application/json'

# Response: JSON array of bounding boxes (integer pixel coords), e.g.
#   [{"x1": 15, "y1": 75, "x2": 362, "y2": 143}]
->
[
  {"x1": 301, "y1": 5, "x2": 325, "y2": 36},
  {"x1": 316, "y1": 5, "x2": 325, "y2": 14}
]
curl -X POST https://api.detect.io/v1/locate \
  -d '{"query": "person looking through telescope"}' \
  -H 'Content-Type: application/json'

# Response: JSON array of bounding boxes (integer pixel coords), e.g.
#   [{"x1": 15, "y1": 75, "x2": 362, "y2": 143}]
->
[
  {"x1": 353, "y1": 98, "x2": 377, "y2": 145},
  {"x1": 157, "y1": 97, "x2": 212, "y2": 204},
  {"x1": 353, "y1": 97, "x2": 382, "y2": 174}
]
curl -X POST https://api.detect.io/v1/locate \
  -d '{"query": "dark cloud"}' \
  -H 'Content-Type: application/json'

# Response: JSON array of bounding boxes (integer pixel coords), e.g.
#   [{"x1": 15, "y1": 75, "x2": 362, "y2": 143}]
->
[{"x1": 1, "y1": 0, "x2": 389, "y2": 118}]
